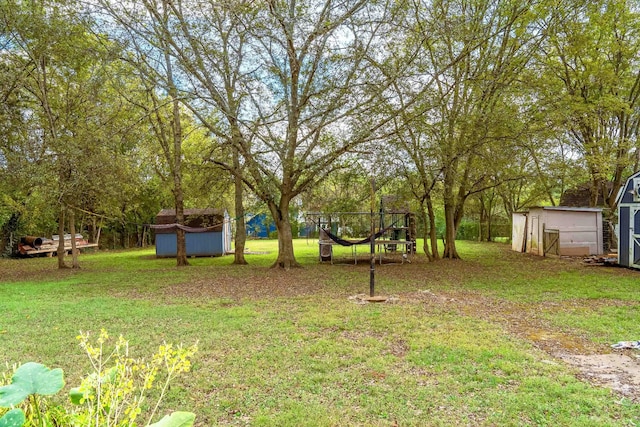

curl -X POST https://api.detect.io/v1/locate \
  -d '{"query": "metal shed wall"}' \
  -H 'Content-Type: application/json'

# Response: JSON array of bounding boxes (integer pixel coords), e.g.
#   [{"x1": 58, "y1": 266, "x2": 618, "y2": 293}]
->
[
  {"x1": 519, "y1": 207, "x2": 603, "y2": 256},
  {"x1": 154, "y1": 208, "x2": 231, "y2": 257},
  {"x1": 156, "y1": 232, "x2": 225, "y2": 257}
]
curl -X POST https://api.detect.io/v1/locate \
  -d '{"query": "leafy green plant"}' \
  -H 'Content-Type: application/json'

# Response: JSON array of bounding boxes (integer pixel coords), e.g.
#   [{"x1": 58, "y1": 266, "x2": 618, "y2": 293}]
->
[
  {"x1": 147, "y1": 412, "x2": 195, "y2": 427},
  {"x1": 71, "y1": 329, "x2": 198, "y2": 427},
  {"x1": 0, "y1": 409, "x2": 26, "y2": 427},
  {"x1": 0, "y1": 362, "x2": 64, "y2": 427},
  {"x1": 0, "y1": 330, "x2": 198, "y2": 427}
]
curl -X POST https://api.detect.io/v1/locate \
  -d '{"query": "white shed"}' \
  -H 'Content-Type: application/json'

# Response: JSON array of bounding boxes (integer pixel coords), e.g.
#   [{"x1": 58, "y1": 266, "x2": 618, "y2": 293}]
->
[{"x1": 512, "y1": 207, "x2": 603, "y2": 256}]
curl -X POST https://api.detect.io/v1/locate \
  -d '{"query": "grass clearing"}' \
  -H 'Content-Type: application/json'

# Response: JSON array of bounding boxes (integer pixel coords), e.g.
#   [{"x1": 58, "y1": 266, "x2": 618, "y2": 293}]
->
[{"x1": 1, "y1": 240, "x2": 639, "y2": 425}]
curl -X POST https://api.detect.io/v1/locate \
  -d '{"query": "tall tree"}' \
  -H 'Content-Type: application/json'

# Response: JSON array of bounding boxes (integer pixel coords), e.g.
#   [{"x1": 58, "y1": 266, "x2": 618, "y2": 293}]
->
[
  {"x1": 389, "y1": 102, "x2": 442, "y2": 261},
  {"x1": 100, "y1": 0, "x2": 198, "y2": 266},
  {"x1": 395, "y1": 0, "x2": 544, "y2": 258},
  {"x1": 539, "y1": 0, "x2": 640, "y2": 211},
  {"x1": 116, "y1": 0, "x2": 401, "y2": 268},
  {"x1": 0, "y1": 31, "x2": 47, "y2": 254},
  {"x1": 1, "y1": 0, "x2": 111, "y2": 267},
  {"x1": 1, "y1": 0, "x2": 150, "y2": 263},
  {"x1": 100, "y1": 0, "x2": 249, "y2": 264}
]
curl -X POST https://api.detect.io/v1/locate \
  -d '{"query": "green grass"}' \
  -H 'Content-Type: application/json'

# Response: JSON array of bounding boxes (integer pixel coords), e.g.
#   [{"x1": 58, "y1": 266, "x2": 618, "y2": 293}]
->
[{"x1": 1, "y1": 240, "x2": 639, "y2": 426}]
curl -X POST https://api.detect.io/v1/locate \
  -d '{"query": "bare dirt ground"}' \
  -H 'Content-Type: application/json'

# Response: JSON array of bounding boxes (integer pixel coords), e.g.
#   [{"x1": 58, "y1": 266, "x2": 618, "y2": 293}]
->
[{"x1": 406, "y1": 288, "x2": 640, "y2": 402}]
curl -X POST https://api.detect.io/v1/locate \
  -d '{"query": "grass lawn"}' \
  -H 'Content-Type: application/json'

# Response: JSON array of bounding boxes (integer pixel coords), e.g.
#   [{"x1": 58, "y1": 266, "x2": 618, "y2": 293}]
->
[{"x1": 1, "y1": 240, "x2": 639, "y2": 426}]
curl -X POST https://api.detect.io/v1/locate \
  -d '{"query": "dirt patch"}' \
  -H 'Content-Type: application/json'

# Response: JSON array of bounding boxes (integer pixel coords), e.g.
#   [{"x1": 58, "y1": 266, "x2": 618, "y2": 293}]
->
[
  {"x1": 406, "y1": 288, "x2": 640, "y2": 402},
  {"x1": 559, "y1": 353, "x2": 640, "y2": 399},
  {"x1": 112, "y1": 266, "x2": 343, "y2": 302}
]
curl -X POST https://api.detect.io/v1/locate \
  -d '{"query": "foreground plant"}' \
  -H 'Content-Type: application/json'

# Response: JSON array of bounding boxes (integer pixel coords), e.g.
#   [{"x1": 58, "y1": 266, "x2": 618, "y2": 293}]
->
[
  {"x1": 72, "y1": 329, "x2": 198, "y2": 427},
  {"x1": 0, "y1": 362, "x2": 65, "y2": 427},
  {"x1": 0, "y1": 330, "x2": 198, "y2": 427}
]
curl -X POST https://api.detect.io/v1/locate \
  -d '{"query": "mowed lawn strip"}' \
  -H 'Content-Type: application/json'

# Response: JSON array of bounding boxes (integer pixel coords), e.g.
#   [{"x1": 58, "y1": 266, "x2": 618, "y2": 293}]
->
[{"x1": 0, "y1": 240, "x2": 639, "y2": 426}]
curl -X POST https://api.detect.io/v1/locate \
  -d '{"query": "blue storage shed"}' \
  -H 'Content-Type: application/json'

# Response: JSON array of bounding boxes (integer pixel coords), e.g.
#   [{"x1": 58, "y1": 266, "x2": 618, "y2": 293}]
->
[
  {"x1": 246, "y1": 213, "x2": 276, "y2": 238},
  {"x1": 616, "y1": 171, "x2": 640, "y2": 268},
  {"x1": 154, "y1": 208, "x2": 231, "y2": 257}
]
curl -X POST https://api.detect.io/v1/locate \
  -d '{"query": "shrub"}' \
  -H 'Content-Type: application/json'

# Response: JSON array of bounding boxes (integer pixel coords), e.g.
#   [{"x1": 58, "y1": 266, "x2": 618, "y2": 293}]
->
[{"x1": 0, "y1": 330, "x2": 198, "y2": 427}]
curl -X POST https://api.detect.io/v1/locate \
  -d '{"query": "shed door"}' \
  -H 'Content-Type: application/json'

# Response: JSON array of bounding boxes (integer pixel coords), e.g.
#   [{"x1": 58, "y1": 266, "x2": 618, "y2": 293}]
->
[
  {"x1": 530, "y1": 216, "x2": 539, "y2": 254},
  {"x1": 630, "y1": 207, "x2": 640, "y2": 268}
]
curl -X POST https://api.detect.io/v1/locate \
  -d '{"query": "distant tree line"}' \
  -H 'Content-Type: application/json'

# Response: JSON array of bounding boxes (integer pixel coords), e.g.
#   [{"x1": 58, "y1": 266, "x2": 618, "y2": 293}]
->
[{"x1": 1, "y1": 0, "x2": 638, "y2": 267}]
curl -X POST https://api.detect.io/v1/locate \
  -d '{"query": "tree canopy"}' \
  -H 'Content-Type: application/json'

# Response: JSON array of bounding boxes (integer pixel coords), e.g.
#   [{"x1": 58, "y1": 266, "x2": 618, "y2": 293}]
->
[{"x1": 1, "y1": 0, "x2": 638, "y2": 265}]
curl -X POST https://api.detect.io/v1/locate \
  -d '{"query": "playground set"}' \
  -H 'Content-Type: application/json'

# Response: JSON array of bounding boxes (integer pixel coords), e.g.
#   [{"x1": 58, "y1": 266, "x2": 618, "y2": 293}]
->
[{"x1": 305, "y1": 196, "x2": 417, "y2": 264}]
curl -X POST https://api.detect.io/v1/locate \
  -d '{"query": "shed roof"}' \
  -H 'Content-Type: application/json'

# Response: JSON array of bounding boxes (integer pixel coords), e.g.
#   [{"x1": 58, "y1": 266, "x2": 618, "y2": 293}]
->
[
  {"x1": 157, "y1": 208, "x2": 226, "y2": 218},
  {"x1": 155, "y1": 208, "x2": 227, "y2": 233},
  {"x1": 523, "y1": 206, "x2": 603, "y2": 213},
  {"x1": 615, "y1": 170, "x2": 640, "y2": 206},
  {"x1": 560, "y1": 182, "x2": 613, "y2": 207}
]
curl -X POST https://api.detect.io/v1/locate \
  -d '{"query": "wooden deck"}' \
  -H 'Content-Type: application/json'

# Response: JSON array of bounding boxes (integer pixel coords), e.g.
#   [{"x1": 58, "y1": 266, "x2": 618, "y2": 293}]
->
[{"x1": 18, "y1": 241, "x2": 98, "y2": 256}]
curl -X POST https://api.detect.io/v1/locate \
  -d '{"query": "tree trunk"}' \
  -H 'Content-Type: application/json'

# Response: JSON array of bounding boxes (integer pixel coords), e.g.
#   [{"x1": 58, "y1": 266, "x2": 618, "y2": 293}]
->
[
  {"x1": 479, "y1": 198, "x2": 488, "y2": 242},
  {"x1": 57, "y1": 207, "x2": 68, "y2": 269},
  {"x1": 442, "y1": 167, "x2": 460, "y2": 259},
  {"x1": 141, "y1": 226, "x2": 147, "y2": 248},
  {"x1": 589, "y1": 177, "x2": 600, "y2": 207},
  {"x1": 120, "y1": 221, "x2": 126, "y2": 248},
  {"x1": 443, "y1": 200, "x2": 460, "y2": 259},
  {"x1": 419, "y1": 195, "x2": 440, "y2": 261},
  {"x1": 172, "y1": 139, "x2": 189, "y2": 266},
  {"x1": 69, "y1": 208, "x2": 79, "y2": 268},
  {"x1": 96, "y1": 221, "x2": 102, "y2": 247},
  {"x1": 486, "y1": 193, "x2": 495, "y2": 242},
  {"x1": 174, "y1": 194, "x2": 189, "y2": 267},
  {"x1": 233, "y1": 150, "x2": 248, "y2": 265},
  {"x1": 419, "y1": 205, "x2": 433, "y2": 262},
  {"x1": 1, "y1": 213, "x2": 20, "y2": 256},
  {"x1": 171, "y1": 112, "x2": 188, "y2": 266},
  {"x1": 166, "y1": 28, "x2": 189, "y2": 267},
  {"x1": 268, "y1": 198, "x2": 300, "y2": 269},
  {"x1": 88, "y1": 216, "x2": 97, "y2": 244},
  {"x1": 426, "y1": 194, "x2": 439, "y2": 261},
  {"x1": 173, "y1": 121, "x2": 188, "y2": 265}
]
